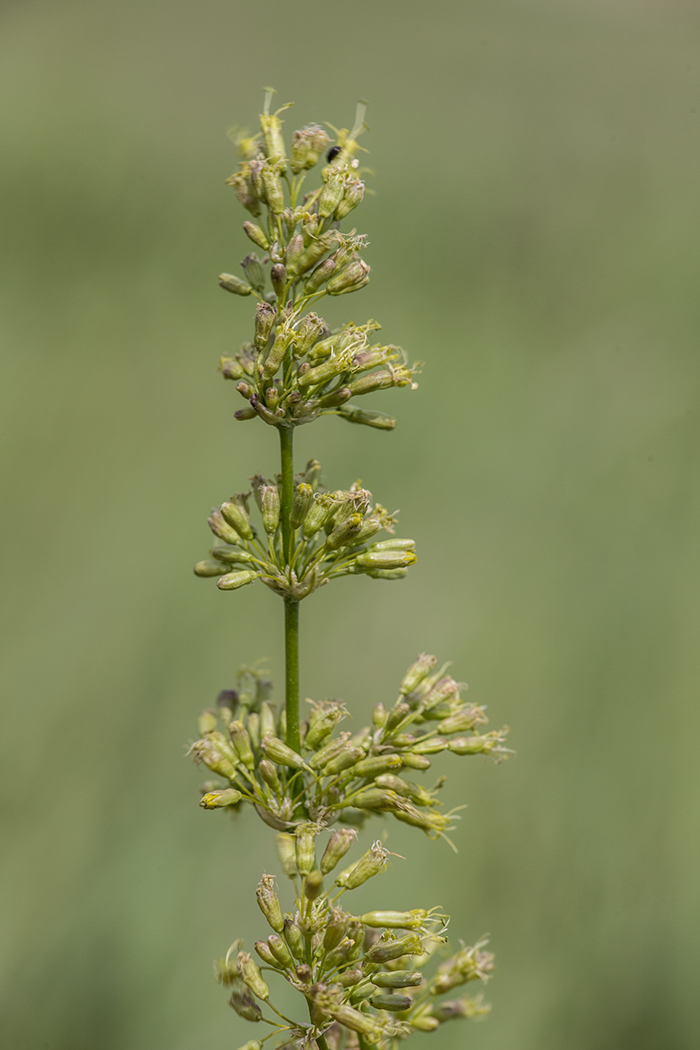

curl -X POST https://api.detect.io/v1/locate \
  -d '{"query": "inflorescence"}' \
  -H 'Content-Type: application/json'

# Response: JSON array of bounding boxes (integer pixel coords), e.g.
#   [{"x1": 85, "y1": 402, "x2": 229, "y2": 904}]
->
[{"x1": 188, "y1": 91, "x2": 510, "y2": 1050}]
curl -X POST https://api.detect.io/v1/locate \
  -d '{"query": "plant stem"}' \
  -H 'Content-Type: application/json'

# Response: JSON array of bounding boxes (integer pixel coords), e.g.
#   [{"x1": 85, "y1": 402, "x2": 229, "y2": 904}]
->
[{"x1": 279, "y1": 425, "x2": 300, "y2": 752}]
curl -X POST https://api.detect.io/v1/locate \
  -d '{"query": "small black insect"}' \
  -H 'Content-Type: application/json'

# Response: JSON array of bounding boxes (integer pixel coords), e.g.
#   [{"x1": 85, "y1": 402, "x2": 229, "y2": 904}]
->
[{"x1": 326, "y1": 145, "x2": 342, "y2": 162}]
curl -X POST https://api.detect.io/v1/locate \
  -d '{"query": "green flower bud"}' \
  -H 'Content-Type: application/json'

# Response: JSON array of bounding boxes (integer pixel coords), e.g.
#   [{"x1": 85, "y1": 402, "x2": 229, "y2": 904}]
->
[
  {"x1": 208, "y1": 511, "x2": 243, "y2": 545},
  {"x1": 336, "y1": 178, "x2": 365, "y2": 220},
  {"x1": 373, "y1": 703, "x2": 387, "y2": 728},
  {"x1": 393, "y1": 806, "x2": 452, "y2": 834},
  {"x1": 284, "y1": 233, "x2": 304, "y2": 274},
  {"x1": 303, "y1": 256, "x2": 336, "y2": 295},
  {"x1": 322, "y1": 907, "x2": 349, "y2": 951},
  {"x1": 256, "y1": 874, "x2": 284, "y2": 933},
  {"x1": 302, "y1": 495, "x2": 333, "y2": 538},
  {"x1": 198, "y1": 709, "x2": 218, "y2": 734},
  {"x1": 320, "y1": 828, "x2": 356, "y2": 875},
  {"x1": 317, "y1": 386, "x2": 352, "y2": 410},
  {"x1": 226, "y1": 171, "x2": 260, "y2": 216},
  {"x1": 237, "y1": 952, "x2": 269, "y2": 1000},
  {"x1": 356, "y1": 549, "x2": 416, "y2": 571},
  {"x1": 350, "y1": 754, "x2": 402, "y2": 778},
  {"x1": 318, "y1": 171, "x2": 346, "y2": 219},
  {"x1": 246, "y1": 711, "x2": 260, "y2": 750},
  {"x1": 398, "y1": 651, "x2": 438, "y2": 692},
  {"x1": 234, "y1": 405, "x2": 257, "y2": 421},
  {"x1": 297, "y1": 354, "x2": 349, "y2": 389},
  {"x1": 290, "y1": 123, "x2": 329, "y2": 173},
  {"x1": 292, "y1": 313, "x2": 326, "y2": 358},
  {"x1": 294, "y1": 823, "x2": 318, "y2": 876},
  {"x1": 194, "y1": 559, "x2": 228, "y2": 577},
  {"x1": 337, "y1": 406, "x2": 397, "y2": 430},
  {"x1": 348, "y1": 369, "x2": 407, "y2": 396},
  {"x1": 336, "y1": 841, "x2": 389, "y2": 889},
  {"x1": 260, "y1": 702, "x2": 276, "y2": 738},
  {"x1": 241, "y1": 253, "x2": 265, "y2": 294},
  {"x1": 385, "y1": 701, "x2": 410, "y2": 733},
  {"x1": 275, "y1": 832, "x2": 297, "y2": 878},
  {"x1": 258, "y1": 759, "x2": 281, "y2": 794},
  {"x1": 199, "y1": 788, "x2": 242, "y2": 809},
  {"x1": 430, "y1": 996, "x2": 490, "y2": 1021},
  {"x1": 375, "y1": 774, "x2": 434, "y2": 807},
  {"x1": 365, "y1": 568, "x2": 408, "y2": 580},
  {"x1": 254, "y1": 302, "x2": 276, "y2": 352},
  {"x1": 254, "y1": 939, "x2": 281, "y2": 968},
  {"x1": 283, "y1": 917, "x2": 306, "y2": 961},
  {"x1": 219, "y1": 356, "x2": 245, "y2": 380},
  {"x1": 372, "y1": 970, "x2": 423, "y2": 988},
  {"x1": 400, "y1": 753, "x2": 432, "y2": 770},
  {"x1": 243, "y1": 221, "x2": 270, "y2": 251},
  {"x1": 307, "y1": 732, "x2": 351, "y2": 770},
  {"x1": 260, "y1": 98, "x2": 287, "y2": 161},
  {"x1": 221, "y1": 499, "x2": 254, "y2": 540},
  {"x1": 290, "y1": 482, "x2": 313, "y2": 529},
  {"x1": 325, "y1": 512, "x2": 364, "y2": 551},
  {"x1": 411, "y1": 736, "x2": 449, "y2": 755},
  {"x1": 361, "y1": 910, "x2": 428, "y2": 930},
  {"x1": 448, "y1": 731, "x2": 509, "y2": 755},
  {"x1": 219, "y1": 273, "x2": 253, "y2": 296},
  {"x1": 217, "y1": 569, "x2": 258, "y2": 591},
  {"x1": 372, "y1": 537, "x2": 416, "y2": 552},
  {"x1": 295, "y1": 230, "x2": 341, "y2": 275},
  {"x1": 438, "y1": 707, "x2": 485, "y2": 734},
  {"x1": 370, "y1": 993, "x2": 413, "y2": 1011},
  {"x1": 348, "y1": 788, "x2": 403, "y2": 811},
  {"x1": 190, "y1": 738, "x2": 237, "y2": 779},
  {"x1": 365, "y1": 933, "x2": 424, "y2": 963},
  {"x1": 327, "y1": 260, "x2": 370, "y2": 296},
  {"x1": 336, "y1": 968, "x2": 363, "y2": 987},
  {"x1": 304, "y1": 869, "x2": 323, "y2": 900},
  {"x1": 349, "y1": 981, "x2": 376, "y2": 1003},
  {"x1": 212, "y1": 546, "x2": 256, "y2": 566},
  {"x1": 261, "y1": 166, "x2": 285, "y2": 214},
  {"x1": 229, "y1": 721, "x2": 255, "y2": 768},
  {"x1": 259, "y1": 485, "x2": 280, "y2": 534},
  {"x1": 262, "y1": 735, "x2": 312, "y2": 772},
  {"x1": 270, "y1": 263, "x2": 287, "y2": 301},
  {"x1": 322, "y1": 745, "x2": 365, "y2": 776},
  {"x1": 329, "y1": 1003, "x2": 383, "y2": 1040},
  {"x1": 267, "y1": 933, "x2": 294, "y2": 969},
  {"x1": 305, "y1": 701, "x2": 346, "y2": 750},
  {"x1": 229, "y1": 977, "x2": 263, "y2": 1022},
  {"x1": 412, "y1": 1015, "x2": 440, "y2": 1032}
]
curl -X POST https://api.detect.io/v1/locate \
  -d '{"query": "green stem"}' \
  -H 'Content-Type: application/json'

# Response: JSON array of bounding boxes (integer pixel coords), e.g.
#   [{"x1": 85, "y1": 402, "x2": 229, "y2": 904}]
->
[{"x1": 279, "y1": 425, "x2": 301, "y2": 752}]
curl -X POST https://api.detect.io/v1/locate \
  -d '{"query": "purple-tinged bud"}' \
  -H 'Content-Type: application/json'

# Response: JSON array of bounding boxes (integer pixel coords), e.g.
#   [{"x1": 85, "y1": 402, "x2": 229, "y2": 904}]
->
[
  {"x1": 234, "y1": 406, "x2": 257, "y2": 421},
  {"x1": 270, "y1": 263, "x2": 287, "y2": 300},
  {"x1": 236, "y1": 379, "x2": 254, "y2": 400},
  {"x1": 243, "y1": 221, "x2": 269, "y2": 251},
  {"x1": 199, "y1": 788, "x2": 242, "y2": 809},
  {"x1": 219, "y1": 273, "x2": 253, "y2": 296},
  {"x1": 327, "y1": 260, "x2": 370, "y2": 296},
  {"x1": 194, "y1": 560, "x2": 228, "y2": 578},
  {"x1": 229, "y1": 977, "x2": 263, "y2": 1021},
  {"x1": 254, "y1": 302, "x2": 276, "y2": 352}
]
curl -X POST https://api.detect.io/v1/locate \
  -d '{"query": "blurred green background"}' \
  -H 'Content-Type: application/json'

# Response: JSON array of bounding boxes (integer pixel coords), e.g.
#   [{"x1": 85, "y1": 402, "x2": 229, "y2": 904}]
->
[{"x1": 2, "y1": 1, "x2": 699, "y2": 1047}]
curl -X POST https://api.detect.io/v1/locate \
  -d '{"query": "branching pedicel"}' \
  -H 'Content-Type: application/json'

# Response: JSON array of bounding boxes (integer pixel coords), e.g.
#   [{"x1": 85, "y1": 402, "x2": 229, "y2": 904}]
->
[{"x1": 189, "y1": 90, "x2": 510, "y2": 1050}]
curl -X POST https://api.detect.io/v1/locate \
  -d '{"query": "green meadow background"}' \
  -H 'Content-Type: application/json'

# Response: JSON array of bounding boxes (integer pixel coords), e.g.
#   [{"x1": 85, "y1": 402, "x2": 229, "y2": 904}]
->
[{"x1": 2, "y1": 1, "x2": 699, "y2": 1047}]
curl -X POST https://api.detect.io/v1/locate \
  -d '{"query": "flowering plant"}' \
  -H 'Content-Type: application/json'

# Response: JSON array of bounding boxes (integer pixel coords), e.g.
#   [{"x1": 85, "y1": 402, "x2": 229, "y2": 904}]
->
[{"x1": 189, "y1": 90, "x2": 510, "y2": 1050}]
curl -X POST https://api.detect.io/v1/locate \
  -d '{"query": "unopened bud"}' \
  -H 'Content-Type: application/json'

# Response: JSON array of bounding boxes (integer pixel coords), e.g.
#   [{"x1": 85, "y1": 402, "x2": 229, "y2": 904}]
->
[
  {"x1": 361, "y1": 910, "x2": 427, "y2": 929},
  {"x1": 318, "y1": 171, "x2": 345, "y2": 219},
  {"x1": 284, "y1": 233, "x2": 304, "y2": 274},
  {"x1": 262, "y1": 735, "x2": 312, "y2": 772},
  {"x1": 270, "y1": 263, "x2": 287, "y2": 299},
  {"x1": 254, "y1": 939, "x2": 280, "y2": 968},
  {"x1": 295, "y1": 231, "x2": 341, "y2": 274},
  {"x1": 373, "y1": 702, "x2": 387, "y2": 728},
  {"x1": 327, "y1": 260, "x2": 370, "y2": 296},
  {"x1": 385, "y1": 701, "x2": 410, "y2": 733},
  {"x1": 401, "y1": 753, "x2": 432, "y2": 770},
  {"x1": 290, "y1": 124, "x2": 329, "y2": 173},
  {"x1": 295, "y1": 823, "x2": 318, "y2": 876},
  {"x1": 267, "y1": 933, "x2": 294, "y2": 968},
  {"x1": 243, "y1": 221, "x2": 269, "y2": 251},
  {"x1": 375, "y1": 774, "x2": 434, "y2": 807},
  {"x1": 448, "y1": 731, "x2": 508, "y2": 755},
  {"x1": 212, "y1": 546, "x2": 256, "y2": 566},
  {"x1": 219, "y1": 273, "x2": 252, "y2": 296},
  {"x1": 229, "y1": 721, "x2": 255, "y2": 769},
  {"x1": 290, "y1": 483, "x2": 313, "y2": 529},
  {"x1": 261, "y1": 166, "x2": 285, "y2": 214},
  {"x1": 307, "y1": 732, "x2": 351, "y2": 770},
  {"x1": 237, "y1": 952, "x2": 269, "y2": 1000},
  {"x1": 260, "y1": 485, "x2": 280, "y2": 534},
  {"x1": 322, "y1": 745, "x2": 365, "y2": 776},
  {"x1": 412, "y1": 1015, "x2": 440, "y2": 1032},
  {"x1": 317, "y1": 830, "x2": 355, "y2": 877},
  {"x1": 217, "y1": 569, "x2": 258, "y2": 591},
  {"x1": 254, "y1": 302, "x2": 276, "y2": 351},
  {"x1": 365, "y1": 933, "x2": 424, "y2": 963},
  {"x1": 325, "y1": 512, "x2": 363, "y2": 551},
  {"x1": 256, "y1": 874, "x2": 284, "y2": 933},
  {"x1": 303, "y1": 257, "x2": 336, "y2": 295},
  {"x1": 337, "y1": 405, "x2": 397, "y2": 430},
  {"x1": 220, "y1": 356, "x2": 245, "y2": 380},
  {"x1": 275, "y1": 833, "x2": 297, "y2": 878},
  {"x1": 372, "y1": 970, "x2": 423, "y2": 988},
  {"x1": 411, "y1": 736, "x2": 449, "y2": 755},
  {"x1": 400, "y1": 653, "x2": 437, "y2": 695},
  {"x1": 303, "y1": 496, "x2": 333, "y2": 539},
  {"x1": 194, "y1": 559, "x2": 228, "y2": 577},
  {"x1": 336, "y1": 178, "x2": 364, "y2": 220},
  {"x1": 304, "y1": 869, "x2": 323, "y2": 900},
  {"x1": 356, "y1": 549, "x2": 416, "y2": 571},
  {"x1": 229, "y1": 977, "x2": 263, "y2": 1021},
  {"x1": 350, "y1": 754, "x2": 402, "y2": 778},
  {"x1": 283, "y1": 917, "x2": 306, "y2": 961},
  {"x1": 220, "y1": 500, "x2": 254, "y2": 540},
  {"x1": 258, "y1": 758, "x2": 281, "y2": 794},
  {"x1": 370, "y1": 993, "x2": 413, "y2": 1011},
  {"x1": 241, "y1": 254, "x2": 265, "y2": 293},
  {"x1": 199, "y1": 788, "x2": 242, "y2": 809}
]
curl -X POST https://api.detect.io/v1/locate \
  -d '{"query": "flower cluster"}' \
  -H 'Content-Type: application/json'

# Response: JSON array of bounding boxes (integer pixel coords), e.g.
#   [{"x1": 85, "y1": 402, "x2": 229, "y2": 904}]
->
[
  {"x1": 217, "y1": 91, "x2": 420, "y2": 430},
  {"x1": 191, "y1": 657, "x2": 509, "y2": 841},
  {"x1": 193, "y1": 460, "x2": 417, "y2": 600},
  {"x1": 213, "y1": 830, "x2": 493, "y2": 1050}
]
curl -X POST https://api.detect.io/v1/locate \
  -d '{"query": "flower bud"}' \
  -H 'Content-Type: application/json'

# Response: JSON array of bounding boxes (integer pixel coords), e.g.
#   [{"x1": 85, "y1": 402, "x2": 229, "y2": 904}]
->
[
  {"x1": 303, "y1": 257, "x2": 336, "y2": 295},
  {"x1": 254, "y1": 302, "x2": 276, "y2": 351},
  {"x1": 191, "y1": 739, "x2": 237, "y2": 779},
  {"x1": 322, "y1": 908, "x2": 350, "y2": 952},
  {"x1": 262, "y1": 735, "x2": 312, "y2": 772},
  {"x1": 400, "y1": 753, "x2": 432, "y2": 770},
  {"x1": 229, "y1": 721, "x2": 255, "y2": 769},
  {"x1": 385, "y1": 701, "x2": 409, "y2": 733},
  {"x1": 241, "y1": 254, "x2": 265, "y2": 294},
  {"x1": 284, "y1": 233, "x2": 304, "y2": 274},
  {"x1": 282, "y1": 917, "x2": 306, "y2": 961},
  {"x1": 292, "y1": 313, "x2": 326, "y2": 359},
  {"x1": 318, "y1": 171, "x2": 346, "y2": 219},
  {"x1": 365, "y1": 933, "x2": 424, "y2": 963},
  {"x1": 325, "y1": 512, "x2": 363, "y2": 551},
  {"x1": 290, "y1": 483, "x2": 313, "y2": 529},
  {"x1": 229, "y1": 977, "x2": 263, "y2": 1022},
  {"x1": 373, "y1": 703, "x2": 387, "y2": 728},
  {"x1": 329, "y1": 1003, "x2": 383, "y2": 1040},
  {"x1": 448, "y1": 731, "x2": 508, "y2": 755},
  {"x1": 234, "y1": 406, "x2": 257, "y2": 421},
  {"x1": 349, "y1": 981, "x2": 375, "y2": 1003},
  {"x1": 327, "y1": 260, "x2": 370, "y2": 296},
  {"x1": 336, "y1": 841, "x2": 389, "y2": 889},
  {"x1": 411, "y1": 1015, "x2": 440, "y2": 1032},
  {"x1": 267, "y1": 933, "x2": 294, "y2": 968},
  {"x1": 356, "y1": 549, "x2": 416, "y2": 571},
  {"x1": 194, "y1": 559, "x2": 228, "y2": 577},
  {"x1": 247, "y1": 711, "x2": 260, "y2": 750},
  {"x1": 321, "y1": 745, "x2": 365, "y2": 776},
  {"x1": 207, "y1": 510, "x2": 240, "y2": 548},
  {"x1": 270, "y1": 263, "x2": 287, "y2": 300},
  {"x1": 256, "y1": 874, "x2": 284, "y2": 933},
  {"x1": 307, "y1": 732, "x2": 351, "y2": 770},
  {"x1": 294, "y1": 823, "x2": 318, "y2": 876},
  {"x1": 372, "y1": 538, "x2": 416, "y2": 551},
  {"x1": 295, "y1": 231, "x2": 341, "y2": 274},
  {"x1": 221, "y1": 499, "x2": 254, "y2": 540},
  {"x1": 411, "y1": 736, "x2": 449, "y2": 755},
  {"x1": 437, "y1": 707, "x2": 485, "y2": 734},
  {"x1": 350, "y1": 754, "x2": 402, "y2": 778},
  {"x1": 317, "y1": 386, "x2": 352, "y2": 410},
  {"x1": 302, "y1": 496, "x2": 333, "y2": 539},
  {"x1": 336, "y1": 968, "x2": 363, "y2": 988},
  {"x1": 260, "y1": 485, "x2": 280, "y2": 534},
  {"x1": 319, "y1": 828, "x2": 356, "y2": 875},
  {"x1": 337, "y1": 406, "x2": 397, "y2": 430},
  {"x1": 361, "y1": 910, "x2": 428, "y2": 930},
  {"x1": 336, "y1": 178, "x2": 364, "y2": 220},
  {"x1": 275, "y1": 833, "x2": 297, "y2": 878},
  {"x1": 198, "y1": 709, "x2": 218, "y2": 734},
  {"x1": 400, "y1": 654, "x2": 437, "y2": 696},
  {"x1": 243, "y1": 221, "x2": 270, "y2": 251},
  {"x1": 375, "y1": 774, "x2": 434, "y2": 807},
  {"x1": 219, "y1": 273, "x2": 253, "y2": 296},
  {"x1": 260, "y1": 702, "x2": 276, "y2": 738},
  {"x1": 261, "y1": 166, "x2": 285, "y2": 214},
  {"x1": 212, "y1": 546, "x2": 256, "y2": 566},
  {"x1": 237, "y1": 952, "x2": 269, "y2": 1000},
  {"x1": 304, "y1": 869, "x2": 323, "y2": 900},
  {"x1": 219, "y1": 356, "x2": 245, "y2": 380},
  {"x1": 305, "y1": 701, "x2": 345, "y2": 750},
  {"x1": 199, "y1": 788, "x2": 242, "y2": 809},
  {"x1": 370, "y1": 993, "x2": 413, "y2": 1011},
  {"x1": 372, "y1": 970, "x2": 423, "y2": 988},
  {"x1": 258, "y1": 758, "x2": 281, "y2": 794},
  {"x1": 217, "y1": 569, "x2": 258, "y2": 591},
  {"x1": 290, "y1": 123, "x2": 329, "y2": 173},
  {"x1": 254, "y1": 940, "x2": 281, "y2": 968}
]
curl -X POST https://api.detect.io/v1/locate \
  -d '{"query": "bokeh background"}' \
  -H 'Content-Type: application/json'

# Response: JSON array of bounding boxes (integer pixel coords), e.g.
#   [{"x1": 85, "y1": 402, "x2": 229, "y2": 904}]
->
[{"x1": 2, "y1": 1, "x2": 700, "y2": 1047}]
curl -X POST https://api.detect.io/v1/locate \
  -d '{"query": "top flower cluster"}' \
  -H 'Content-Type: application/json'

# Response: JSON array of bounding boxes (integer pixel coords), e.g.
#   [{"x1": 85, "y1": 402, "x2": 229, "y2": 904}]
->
[{"x1": 217, "y1": 91, "x2": 419, "y2": 430}]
